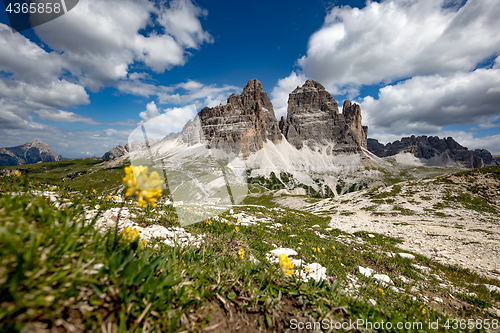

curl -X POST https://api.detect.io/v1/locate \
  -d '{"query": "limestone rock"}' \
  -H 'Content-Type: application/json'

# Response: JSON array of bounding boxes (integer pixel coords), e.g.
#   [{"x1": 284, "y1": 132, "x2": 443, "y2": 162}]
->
[
  {"x1": 197, "y1": 79, "x2": 282, "y2": 155},
  {"x1": 343, "y1": 100, "x2": 368, "y2": 148},
  {"x1": 281, "y1": 80, "x2": 367, "y2": 152},
  {"x1": 0, "y1": 140, "x2": 59, "y2": 166},
  {"x1": 102, "y1": 145, "x2": 128, "y2": 160}
]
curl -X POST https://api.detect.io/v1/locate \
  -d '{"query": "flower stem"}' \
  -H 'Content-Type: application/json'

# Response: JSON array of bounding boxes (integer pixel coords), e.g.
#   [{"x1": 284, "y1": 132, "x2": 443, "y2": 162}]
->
[{"x1": 112, "y1": 201, "x2": 124, "y2": 251}]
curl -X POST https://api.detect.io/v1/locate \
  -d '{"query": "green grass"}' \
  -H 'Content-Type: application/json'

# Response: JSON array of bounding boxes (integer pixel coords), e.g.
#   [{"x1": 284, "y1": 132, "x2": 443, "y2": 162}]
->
[
  {"x1": 1, "y1": 162, "x2": 499, "y2": 332},
  {"x1": 444, "y1": 193, "x2": 499, "y2": 215},
  {"x1": 1, "y1": 158, "x2": 129, "y2": 194}
]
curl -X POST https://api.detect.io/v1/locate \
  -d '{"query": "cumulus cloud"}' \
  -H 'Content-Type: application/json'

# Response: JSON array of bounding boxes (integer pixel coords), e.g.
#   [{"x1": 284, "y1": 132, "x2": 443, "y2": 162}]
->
[
  {"x1": 35, "y1": 109, "x2": 101, "y2": 125},
  {"x1": 271, "y1": 71, "x2": 308, "y2": 120},
  {"x1": 137, "y1": 104, "x2": 198, "y2": 141},
  {"x1": 359, "y1": 68, "x2": 500, "y2": 135},
  {"x1": 139, "y1": 101, "x2": 161, "y2": 121},
  {"x1": 0, "y1": 0, "x2": 214, "y2": 156},
  {"x1": 33, "y1": 0, "x2": 213, "y2": 90},
  {"x1": 298, "y1": 0, "x2": 500, "y2": 91}
]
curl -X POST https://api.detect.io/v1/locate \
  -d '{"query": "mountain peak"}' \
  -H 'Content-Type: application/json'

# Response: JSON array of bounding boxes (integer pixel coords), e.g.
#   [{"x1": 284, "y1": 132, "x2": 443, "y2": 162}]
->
[
  {"x1": 281, "y1": 80, "x2": 367, "y2": 150},
  {"x1": 0, "y1": 140, "x2": 59, "y2": 166}
]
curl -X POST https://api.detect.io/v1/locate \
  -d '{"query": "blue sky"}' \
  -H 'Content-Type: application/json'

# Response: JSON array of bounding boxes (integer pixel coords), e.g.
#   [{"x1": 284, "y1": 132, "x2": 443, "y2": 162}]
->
[{"x1": 1, "y1": 0, "x2": 500, "y2": 157}]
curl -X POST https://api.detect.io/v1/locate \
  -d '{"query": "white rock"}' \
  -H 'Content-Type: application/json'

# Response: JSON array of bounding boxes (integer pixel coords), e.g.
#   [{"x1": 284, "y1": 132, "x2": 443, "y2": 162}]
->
[
  {"x1": 398, "y1": 253, "x2": 415, "y2": 260},
  {"x1": 368, "y1": 234, "x2": 375, "y2": 238},
  {"x1": 368, "y1": 299, "x2": 377, "y2": 306},
  {"x1": 412, "y1": 264, "x2": 430, "y2": 272},
  {"x1": 433, "y1": 297, "x2": 443, "y2": 303},
  {"x1": 268, "y1": 248, "x2": 298, "y2": 258},
  {"x1": 358, "y1": 266, "x2": 374, "y2": 277},
  {"x1": 300, "y1": 263, "x2": 328, "y2": 282},
  {"x1": 431, "y1": 274, "x2": 443, "y2": 281},
  {"x1": 373, "y1": 274, "x2": 393, "y2": 285},
  {"x1": 311, "y1": 225, "x2": 320, "y2": 228},
  {"x1": 389, "y1": 286, "x2": 401, "y2": 293},
  {"x1": 483, "y1": 284, "x2": 500, "y2": 293},
  {"x1": 487, "y1": 307, "x2": 500, "y2": 317},
  {"x1": 398, "y1": 275, "x2": 410, "y2": 284}
]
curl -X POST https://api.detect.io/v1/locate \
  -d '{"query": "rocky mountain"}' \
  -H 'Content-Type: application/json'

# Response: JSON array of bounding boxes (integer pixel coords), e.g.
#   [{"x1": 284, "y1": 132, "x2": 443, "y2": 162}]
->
[
  {"x1": 104, "y1": 79, "x2": 369, "y2": 159},
  {"x1": 0, "y1": 140, "x2": 60, "y2": 166},
  {"x1": 367, "y1": 136, "x2": 497, "y2": 168},
  {"x1": 197, "y1": 79, "x2": 282, "y2": 156},
  {"x1": 279, "y1": 80, "x2": 367, "y2": 152}
]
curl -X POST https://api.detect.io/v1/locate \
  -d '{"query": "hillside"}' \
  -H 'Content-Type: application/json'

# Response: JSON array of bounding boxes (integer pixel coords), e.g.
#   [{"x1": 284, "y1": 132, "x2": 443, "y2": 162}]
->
[{"x1": 1, "y1": 159, "x2": 499, "y2": 332}]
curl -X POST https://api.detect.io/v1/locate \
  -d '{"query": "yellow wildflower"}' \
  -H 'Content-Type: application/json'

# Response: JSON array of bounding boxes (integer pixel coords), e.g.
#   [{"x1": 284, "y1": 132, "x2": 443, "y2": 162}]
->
[
  {"x1": 227, "y1": 221, "x2": 231, "y2": 226},
  {"x1": 300, "y1": 238, "x2": 303, "y2": 242},
  {"x1": 122, "y1": 165, "x2": 163, "y2": 207},
  {"x1": 14, "y1": 171, "x2": 21, "y2": 177},
  {"x1": 139, "y1": 239, "x2": 148, "y2": 248},
  {"x1": 305, "y1": 267, "x2": 309, "y2": 273},
  {"x1": 92, "y1": 189, "x2": 97, "y2": 194},
  {"x1": 332, "y1": 246, "x2": 336, "y2": 250},
  {"x1": 279, "y1": 253, "x2": 294, "y2": 277},
  {"x1": 122, "y1": 227, "x2": 140, "y2": 244},
  {"x1": 422, "y1": 307, "x2": 426, "y2": 314},
  {"x1": 113, "y1": 195, "x2": 118, "y2": 200},
  {"x1": 312, "y1": 247, "x2": 316, "y2": 252},
  {"x1": 238, "y1": 248, "x2": 245, "y2": 260},
  {"x1": 234, "y1": 226, "x2": 240, "y2": 233}
]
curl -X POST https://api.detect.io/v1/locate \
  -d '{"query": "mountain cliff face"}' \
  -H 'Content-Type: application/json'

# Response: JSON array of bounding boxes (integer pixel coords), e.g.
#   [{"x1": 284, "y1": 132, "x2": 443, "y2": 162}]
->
[
  {"x1": 367, "y1": 136, "x2": 497, "y2": 168},
  {"x1": 0, "y1": 140, "x2": 60, "y2": 166},
  {"x1": 280, "y1": 80, "x2": 367, "y2": 152},
  {"x1": 104, "y1": 79, "x2": 369, "y2": 158},
  {"x1": 197, "y1": 79, "x2": 282, "y2": 155}
]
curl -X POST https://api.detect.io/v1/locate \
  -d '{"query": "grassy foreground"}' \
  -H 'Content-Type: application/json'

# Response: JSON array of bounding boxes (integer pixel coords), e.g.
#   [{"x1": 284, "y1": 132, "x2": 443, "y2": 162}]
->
[{"x1": 0, "y1": 163, "x2": 499, "y2": 332}]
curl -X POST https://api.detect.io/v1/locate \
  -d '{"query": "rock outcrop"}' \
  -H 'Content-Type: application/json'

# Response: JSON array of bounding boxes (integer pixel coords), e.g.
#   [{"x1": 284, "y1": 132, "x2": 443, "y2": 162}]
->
[
  {"x1": 342, "y1": 100, "x2": 368, "y2": 149},
  {"x1": 0, "y1": 140, "x2": 60, "y2": 166},
  {"x1": 105, "y1": 79, "x2": 370, "y2": 159},
  {"x1": 280, "y1": 80, "x2": 367, "y2": 151},
  {"x1": 102, "y1": 145, "x2": 129, "y2": 160},
  {"x1": 197, "y1": 79, "x2": 282, "y2": 155},
  {"x1": 367, "y1": 136, "x2": 497, "y2": 168}
]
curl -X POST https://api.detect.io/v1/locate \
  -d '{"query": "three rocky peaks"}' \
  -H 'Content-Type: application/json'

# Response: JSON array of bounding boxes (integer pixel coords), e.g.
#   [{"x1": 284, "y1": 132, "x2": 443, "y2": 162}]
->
[{"x1": 177, "y1": 79, "x2": 368, "y2": 156}]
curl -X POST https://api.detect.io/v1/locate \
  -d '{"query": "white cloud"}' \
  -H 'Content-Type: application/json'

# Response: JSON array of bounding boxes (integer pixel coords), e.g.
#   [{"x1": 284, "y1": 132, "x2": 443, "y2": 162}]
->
[
  {"x1": 35, "y1": 109, "x2": 101, "y2": 125},
  {"x1": 299, "y1": 0, "x2": 500, "y2": 91},
  {"x1": 270, "y1": 71, "x2": 308, "y2": 120},
  {"x1": 33, "y1": 0, "x2": 213, "y2": 90},
  {"x1": 139, "y1": 104, "x2": 198, "y2": 140},
  {"x1": 156, "y1": 0, "x2": 213, "y2": 49},
  {"x1": 0, "y1": 0, "x2": 214, "y2": 153},
  {"x1": 359, "y1": 68, "x2": 500, "y2": 135},
  {"x1": 139, "y1": 101, "x2": 161, "y2": 121}
]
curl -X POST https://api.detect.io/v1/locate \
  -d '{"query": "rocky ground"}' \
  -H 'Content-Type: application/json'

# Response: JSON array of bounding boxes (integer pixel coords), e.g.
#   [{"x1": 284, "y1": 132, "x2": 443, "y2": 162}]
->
[{"x1": 274, "y1": 172, "x2": 500, "y2": 282}]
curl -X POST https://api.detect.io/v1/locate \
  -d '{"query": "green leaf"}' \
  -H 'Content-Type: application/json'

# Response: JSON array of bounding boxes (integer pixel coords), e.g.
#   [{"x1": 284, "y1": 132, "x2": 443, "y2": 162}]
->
[
  {"x1": 227, "y1": 291, "x2": 236, "y2": 300},
  {"x1": 90, "y1": 283, "x2": 103, "y2": 295},
  {"x1": 266, "y1": 315, "x2": 272, "y2": 327}
]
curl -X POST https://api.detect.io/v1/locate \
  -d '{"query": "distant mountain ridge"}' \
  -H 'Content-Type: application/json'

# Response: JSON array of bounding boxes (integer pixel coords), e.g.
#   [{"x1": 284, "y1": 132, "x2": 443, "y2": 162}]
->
[
  {"x1": 104, "y1": 78, "x2": 368, "y2": 160},
  {"x1": 0, "y1": 140, "x2": 60, "y2": 166},
  {"x1": 104, "y1": 79, "x2": 497, "y2": 171},
  {"x1": 367, "y1": 136, "x2": 498, "y2": 168}
]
